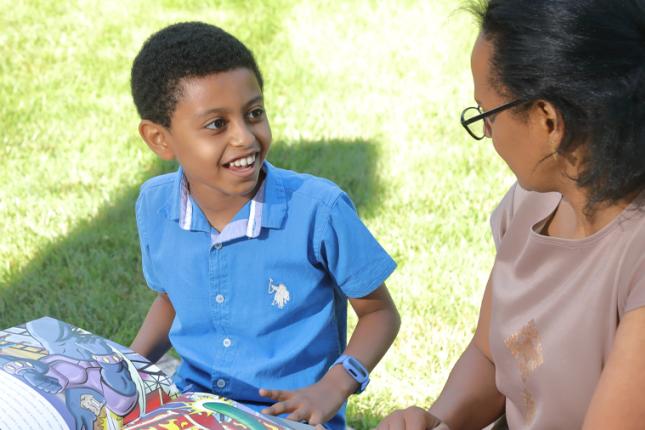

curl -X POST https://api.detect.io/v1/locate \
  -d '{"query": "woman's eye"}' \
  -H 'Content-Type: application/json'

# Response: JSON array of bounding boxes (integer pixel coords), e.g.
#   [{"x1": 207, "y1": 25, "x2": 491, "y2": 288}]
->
[
  {"x1": 479, "y1": 108, "x2": 496, "y2": 125},
  {"x1": 247, "y1": 108, "x2": 265, "y2": 120},
  {"x1": 206, "y1": 118, "x2": 226, "y2": 130}
]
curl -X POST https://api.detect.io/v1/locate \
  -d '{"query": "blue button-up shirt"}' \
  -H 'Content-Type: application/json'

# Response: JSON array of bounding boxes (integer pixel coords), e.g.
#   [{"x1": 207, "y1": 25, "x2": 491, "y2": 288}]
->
[{"x1": 135, "y1": 161, "x2": 396, "y2": 427}]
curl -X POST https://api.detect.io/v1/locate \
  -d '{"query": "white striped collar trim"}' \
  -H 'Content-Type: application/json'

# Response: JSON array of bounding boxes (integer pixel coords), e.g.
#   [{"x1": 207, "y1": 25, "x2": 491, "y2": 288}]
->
[{"x1": 178, "y1": 173, "x2": 265, "y2": 241}]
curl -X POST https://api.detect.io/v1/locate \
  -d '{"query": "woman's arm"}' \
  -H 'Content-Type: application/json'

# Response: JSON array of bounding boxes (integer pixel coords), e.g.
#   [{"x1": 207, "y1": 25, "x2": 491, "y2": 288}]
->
[
  {"x1": 582, "y1": 307, "x2": 645, "y2": 429},
  {"x1": 378, "y1": 277, "x2": 505, "y2": 430},
  {"x1": 429, "y1": 341, "x2": 504, "y2": 429},
  {"x1": 130, "y1": 293, "x2": 175, "y2": 363},
  {"x1": 429, "y1": 277, "x2": 505, "y2": 429}
]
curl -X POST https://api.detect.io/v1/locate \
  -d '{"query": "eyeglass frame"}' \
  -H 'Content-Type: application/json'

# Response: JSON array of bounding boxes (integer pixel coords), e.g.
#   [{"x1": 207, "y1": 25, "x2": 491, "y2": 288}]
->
[{"x1": 460, "y1": 99, "x2": 526, "y2": 140}]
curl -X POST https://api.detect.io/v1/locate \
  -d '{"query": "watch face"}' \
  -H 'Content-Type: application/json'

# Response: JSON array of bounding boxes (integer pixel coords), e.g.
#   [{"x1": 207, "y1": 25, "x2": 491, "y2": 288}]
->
[{"x1": 345, "y1": 356, "x2": 368, "y2": 381}]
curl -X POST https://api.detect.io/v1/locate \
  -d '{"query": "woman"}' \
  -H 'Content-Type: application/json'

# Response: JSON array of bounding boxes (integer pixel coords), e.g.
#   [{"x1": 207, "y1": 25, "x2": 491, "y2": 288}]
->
[{"x1": 378, "y1": 0, "x2": 645, "y2": 429}]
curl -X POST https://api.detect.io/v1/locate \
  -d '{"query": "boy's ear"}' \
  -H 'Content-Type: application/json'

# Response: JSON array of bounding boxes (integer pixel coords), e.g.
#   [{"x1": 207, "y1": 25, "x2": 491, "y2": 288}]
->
[{"x1": 138, "y1": 120, "x2": 176, "y2": 161}]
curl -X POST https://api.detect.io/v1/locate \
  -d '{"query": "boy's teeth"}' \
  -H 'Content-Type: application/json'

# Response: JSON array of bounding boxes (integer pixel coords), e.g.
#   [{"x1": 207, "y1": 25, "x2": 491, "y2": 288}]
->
[{"x1": 229, "y1": 154, "x2": 256, "y2": 168}]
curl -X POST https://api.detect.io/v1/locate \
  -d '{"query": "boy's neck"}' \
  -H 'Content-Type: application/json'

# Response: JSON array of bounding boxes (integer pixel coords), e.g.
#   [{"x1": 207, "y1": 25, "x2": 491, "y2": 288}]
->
[
  {"x1": 186, "y1": 174, "x2": 264, "y2": 233},
  {"x1": 195, "y1": 194, "x2": 248, "y2": 233}
]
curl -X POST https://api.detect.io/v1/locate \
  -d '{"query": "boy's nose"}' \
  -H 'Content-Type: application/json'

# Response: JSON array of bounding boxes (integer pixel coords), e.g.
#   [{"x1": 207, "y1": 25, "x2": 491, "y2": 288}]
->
[{"x1": 228, "y1": 120, "x2": 255, "y2": 147}]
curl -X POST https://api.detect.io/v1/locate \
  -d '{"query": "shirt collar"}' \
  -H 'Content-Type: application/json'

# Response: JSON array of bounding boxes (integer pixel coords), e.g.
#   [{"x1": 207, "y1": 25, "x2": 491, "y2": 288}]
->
[
  {"x1": 260, "y1": 161, "x2": 287, "y2": 230},
  {"x1": 163, "y1": 161, "x2": 286, "y2": 236}
]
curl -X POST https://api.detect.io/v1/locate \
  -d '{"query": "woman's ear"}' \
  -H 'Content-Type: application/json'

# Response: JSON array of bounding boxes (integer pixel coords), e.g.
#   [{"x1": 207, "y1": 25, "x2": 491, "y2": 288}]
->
[
  {"x1": 533, "y1": 100, "x2": 584, "y2": 170},
  {"x1": 533, "y1": 100, "x2": 564, "y2": 154},
  {"x1": 138, "y1": 120, "x2": 176, "y2": 161}
]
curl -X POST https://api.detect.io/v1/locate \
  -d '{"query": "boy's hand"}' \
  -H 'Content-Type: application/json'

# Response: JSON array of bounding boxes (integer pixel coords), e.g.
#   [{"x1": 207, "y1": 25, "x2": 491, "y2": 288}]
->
[
  {"x1": 259, "y1": 368, "x2": 353, "y2": 426},
  {"x1": 259, "y1": 383, "x2": 342, "y2": 425},
  {"x1": 376, "y1": 406, "x2": 448, "y2": 430}
]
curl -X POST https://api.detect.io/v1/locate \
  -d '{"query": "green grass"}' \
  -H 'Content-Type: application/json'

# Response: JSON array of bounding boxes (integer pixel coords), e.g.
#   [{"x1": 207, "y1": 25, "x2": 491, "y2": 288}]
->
[{"x1": 0, "y1": 1, "x2": 514, "y2": 428}]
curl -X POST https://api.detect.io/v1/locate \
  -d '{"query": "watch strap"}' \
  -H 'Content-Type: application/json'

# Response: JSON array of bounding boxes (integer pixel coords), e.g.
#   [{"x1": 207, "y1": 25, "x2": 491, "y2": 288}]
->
[{"x1": 331, "y1": 354, "x2": 370, "y2": 394}]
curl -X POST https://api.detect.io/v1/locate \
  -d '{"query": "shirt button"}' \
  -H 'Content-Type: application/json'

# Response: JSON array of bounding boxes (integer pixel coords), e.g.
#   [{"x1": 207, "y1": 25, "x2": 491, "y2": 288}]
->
[
  {"x1": 216, "y1": 378, "x2": 226, "y2": 388},
  {"x1": 215, "y1": 294, "x2": 225, "y2": 304},
  {"x1": 223, "y1": 338, "x2": 232, "y2": 348},
  {"x1": 213, "y1": 242, "x2": 222, "y2": 250}
]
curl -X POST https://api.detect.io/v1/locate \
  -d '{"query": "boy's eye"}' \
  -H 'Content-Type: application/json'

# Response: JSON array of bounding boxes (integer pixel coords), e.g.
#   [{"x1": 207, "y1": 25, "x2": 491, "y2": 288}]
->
[
  {"x1": 247, "y1": 108, "x2": 265, "y2": 120},
  {"x1": 206, "y1": 118, "x2": 226, "y2": 130}
]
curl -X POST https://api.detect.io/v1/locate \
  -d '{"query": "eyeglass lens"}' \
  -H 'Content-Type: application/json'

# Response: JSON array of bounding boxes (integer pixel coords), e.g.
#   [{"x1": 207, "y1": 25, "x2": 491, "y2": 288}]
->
[{"x1": 462, "y1": 107, "x2": 485, "y2": 139}]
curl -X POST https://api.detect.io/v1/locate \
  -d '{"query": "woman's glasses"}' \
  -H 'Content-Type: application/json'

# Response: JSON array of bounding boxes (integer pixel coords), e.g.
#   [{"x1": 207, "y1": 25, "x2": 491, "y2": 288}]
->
[{"x1": 460, "y1": 99, "x2": 525, "y2": 140}]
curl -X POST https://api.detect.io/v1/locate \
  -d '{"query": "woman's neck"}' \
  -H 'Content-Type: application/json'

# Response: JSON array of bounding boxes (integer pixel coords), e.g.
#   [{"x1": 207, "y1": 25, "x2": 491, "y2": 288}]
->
[{"x1": 545, "y1": 184, "x2": 633, "y2": 239}]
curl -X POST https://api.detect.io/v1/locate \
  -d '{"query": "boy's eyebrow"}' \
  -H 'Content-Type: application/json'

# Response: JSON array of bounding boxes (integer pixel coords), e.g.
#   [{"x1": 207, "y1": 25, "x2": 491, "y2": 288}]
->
[
  {"x1": 196, "y1": 95, "x2": 265, "y2": 119},
  {"x1": 244, "y1": 95, "x2": 264, "y2": 107}
]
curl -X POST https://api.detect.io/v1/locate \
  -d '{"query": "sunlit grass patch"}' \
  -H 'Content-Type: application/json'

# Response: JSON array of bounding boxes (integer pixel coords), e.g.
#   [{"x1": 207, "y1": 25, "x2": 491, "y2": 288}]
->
[{"x1": 0, "y1": 1, "x2": 514, "y2": 427}]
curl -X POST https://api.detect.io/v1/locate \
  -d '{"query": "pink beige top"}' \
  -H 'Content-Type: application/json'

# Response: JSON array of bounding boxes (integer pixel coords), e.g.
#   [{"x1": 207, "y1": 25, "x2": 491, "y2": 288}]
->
[{"x1": 489, "y1": 183, "x2": 645, "y2": 429}]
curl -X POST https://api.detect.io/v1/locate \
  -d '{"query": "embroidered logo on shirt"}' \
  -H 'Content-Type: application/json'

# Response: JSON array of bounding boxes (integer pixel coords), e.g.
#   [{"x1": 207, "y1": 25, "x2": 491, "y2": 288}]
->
[
  {"x1": 268, "y1": 278, "x2": 290, "y2": 309},
  {"x1": 504, "y1": 319, "x2": 544, "y2": 423}
]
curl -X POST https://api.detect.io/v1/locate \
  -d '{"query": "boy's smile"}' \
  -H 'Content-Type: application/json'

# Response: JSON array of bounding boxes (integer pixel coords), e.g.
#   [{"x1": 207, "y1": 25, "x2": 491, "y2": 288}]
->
[
  {"x1": 141, "y1": 68, "x2": 272, "y2": 226},
  {"x1": 223, "y1": 152, "x2": 259, "y2": 177}
]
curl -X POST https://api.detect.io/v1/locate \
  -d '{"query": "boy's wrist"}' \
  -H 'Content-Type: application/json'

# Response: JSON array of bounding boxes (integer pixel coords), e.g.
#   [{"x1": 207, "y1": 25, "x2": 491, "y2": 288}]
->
[
  {"x1": 324, "y1": 364, "x2": 360, "y2": 399},
  {"x1": 330, "y1": 354, "x2": 370, "y2": 394}
]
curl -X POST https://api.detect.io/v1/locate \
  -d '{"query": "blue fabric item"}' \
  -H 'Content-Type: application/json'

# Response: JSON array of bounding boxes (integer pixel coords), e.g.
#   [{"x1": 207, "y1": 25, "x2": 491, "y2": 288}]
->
[{"x1": 135, "y1": 161, "x2": 396, "y2": 430}]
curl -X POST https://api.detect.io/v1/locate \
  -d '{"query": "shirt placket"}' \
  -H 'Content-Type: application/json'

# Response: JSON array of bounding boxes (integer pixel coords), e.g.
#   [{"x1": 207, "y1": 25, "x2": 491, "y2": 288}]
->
[{"x1": 209, "y1": 230, "x2": 233, "y2": 395}]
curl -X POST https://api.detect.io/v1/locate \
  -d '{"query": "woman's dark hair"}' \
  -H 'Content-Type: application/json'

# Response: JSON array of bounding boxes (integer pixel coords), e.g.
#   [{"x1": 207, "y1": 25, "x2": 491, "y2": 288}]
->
[
  {"x1": 467, "y1": 0, "x2": 645, "y2": 210},
  {"x1": 131, "y1": 22, "x2": 263, "y2": 128}
]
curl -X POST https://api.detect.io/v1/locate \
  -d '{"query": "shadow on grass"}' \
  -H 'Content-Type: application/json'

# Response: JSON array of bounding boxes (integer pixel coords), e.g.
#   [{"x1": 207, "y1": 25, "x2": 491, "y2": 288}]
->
[
  {"x1": 0, "y1": 138, "x2": 382, "y2": 348},
  {"x1": 269, "y1": 138, "x2": 383, "y2": 218}
]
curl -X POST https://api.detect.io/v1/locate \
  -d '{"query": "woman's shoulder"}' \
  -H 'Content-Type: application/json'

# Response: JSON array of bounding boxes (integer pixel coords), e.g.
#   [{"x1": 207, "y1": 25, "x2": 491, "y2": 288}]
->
[
  {"x1": 490, "y1": 182, "x2": 560, "y2": 249},
  {"x1": 615, "y1": 204, "x2": 645, "y2": 315}
]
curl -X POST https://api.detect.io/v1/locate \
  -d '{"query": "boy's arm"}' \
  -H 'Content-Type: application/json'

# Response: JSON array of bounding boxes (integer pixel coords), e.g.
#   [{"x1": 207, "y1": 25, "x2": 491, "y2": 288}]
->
[
  {"x1": 337, "y1": 283, "x2": 401, "y2": 388},
  {"x1": 260, "y1": 284, "x2": 400, "y2": 425},
  {"x1": 130, "y1": 293, "x2": 175, "y2": 363}
]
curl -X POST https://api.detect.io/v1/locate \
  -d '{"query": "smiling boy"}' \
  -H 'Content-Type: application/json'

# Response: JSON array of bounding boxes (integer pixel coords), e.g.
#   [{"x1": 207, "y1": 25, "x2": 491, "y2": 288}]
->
[{"x1": 129, "y1": 22, "x2": 400, "y2": 429}]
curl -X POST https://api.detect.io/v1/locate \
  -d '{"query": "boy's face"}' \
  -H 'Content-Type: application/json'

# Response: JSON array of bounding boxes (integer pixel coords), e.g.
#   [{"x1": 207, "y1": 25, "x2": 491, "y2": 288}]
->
[{"x1": 145, "y1": 68, "x2": 271, "y2": 201}]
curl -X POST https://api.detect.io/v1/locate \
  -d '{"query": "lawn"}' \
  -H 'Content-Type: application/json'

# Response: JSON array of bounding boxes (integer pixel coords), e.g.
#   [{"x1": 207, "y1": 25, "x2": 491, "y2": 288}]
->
[{"x1": 0, "y1": 1, "x2": 514, "y2": 428}]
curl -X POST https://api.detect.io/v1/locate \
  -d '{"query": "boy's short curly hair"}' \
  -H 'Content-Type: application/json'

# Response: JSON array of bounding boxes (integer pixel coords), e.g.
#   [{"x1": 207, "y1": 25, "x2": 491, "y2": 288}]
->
[{"x1": 131, "y1": 22, "x2": 264, "y2": 128}]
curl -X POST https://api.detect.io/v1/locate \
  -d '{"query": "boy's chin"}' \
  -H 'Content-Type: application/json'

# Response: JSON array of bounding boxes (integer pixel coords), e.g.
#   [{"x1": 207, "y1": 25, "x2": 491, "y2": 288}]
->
[{"x1": 230, "y1": 180, "x2": 262, "y2": 199}]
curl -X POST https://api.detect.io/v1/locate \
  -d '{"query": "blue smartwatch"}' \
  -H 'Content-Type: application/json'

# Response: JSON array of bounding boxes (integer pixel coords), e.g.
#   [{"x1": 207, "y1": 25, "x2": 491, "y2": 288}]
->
[{"x1": 331, "y1": 354, "x2": 369, "y2": 394}]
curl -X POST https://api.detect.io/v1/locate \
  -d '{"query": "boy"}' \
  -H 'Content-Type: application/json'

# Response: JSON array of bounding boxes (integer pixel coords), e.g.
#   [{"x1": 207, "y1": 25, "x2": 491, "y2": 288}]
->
[{"x1": 129, "y1": 22, "x2": 399, "y2": 430}]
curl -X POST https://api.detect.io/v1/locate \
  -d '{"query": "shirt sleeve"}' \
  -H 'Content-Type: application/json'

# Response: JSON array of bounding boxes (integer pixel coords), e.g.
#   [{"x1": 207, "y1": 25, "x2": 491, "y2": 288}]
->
[
  {"x1": 135, "y1": 193, "x2": 164, "y2": 293},
  {"x1": 490, "y1": 182, "x2": 533, "y2": 250},
  {"x1": 623, "y1": 255, "x2": 645, "y2": 314},
  {"x1": 315, "y1": 192, "x2": 396, "y2": 299}
]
